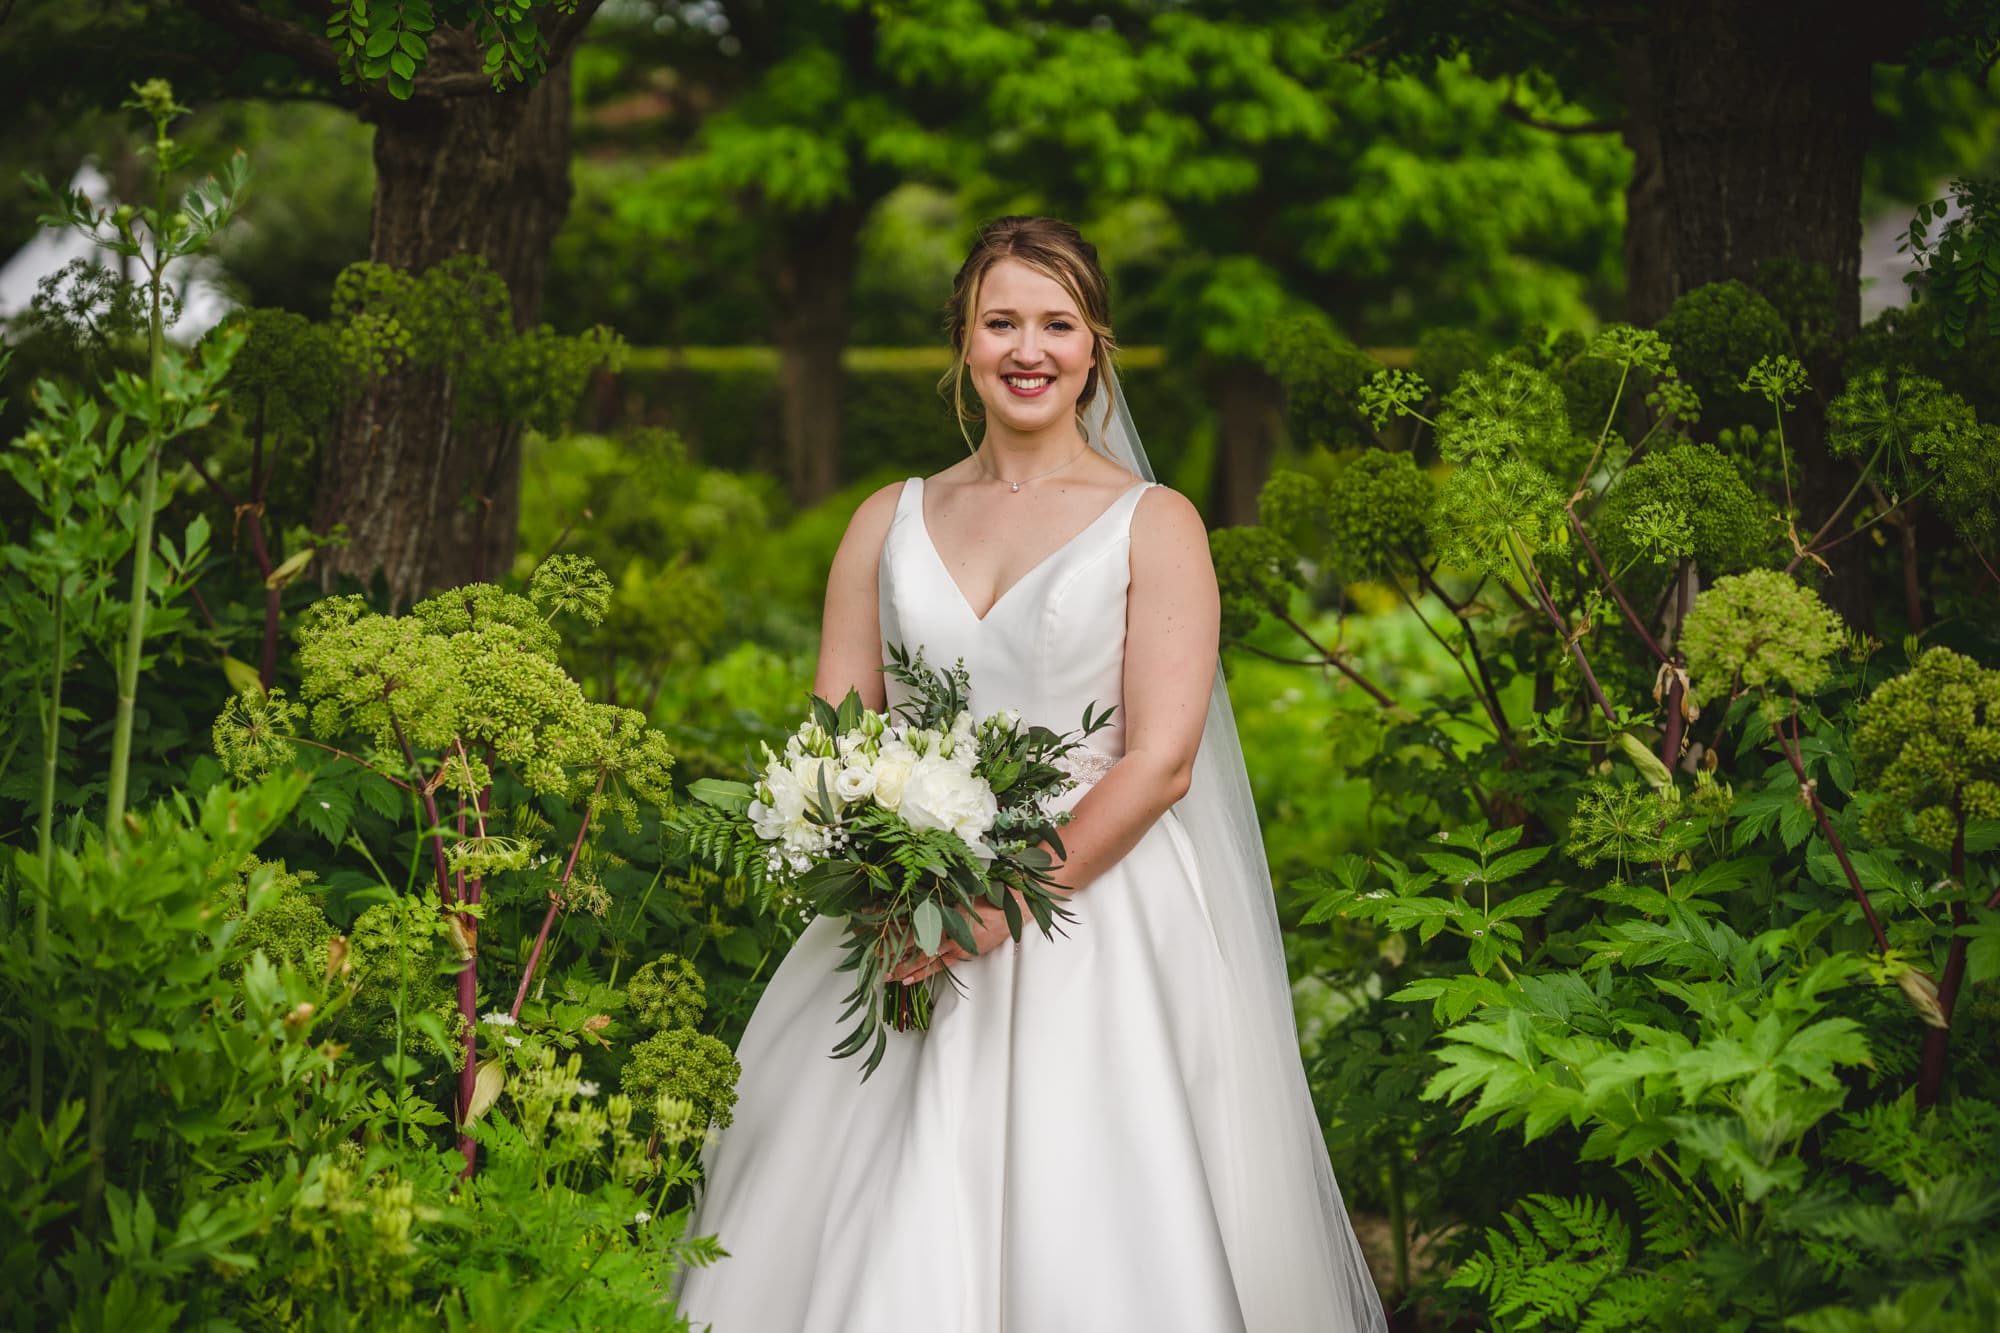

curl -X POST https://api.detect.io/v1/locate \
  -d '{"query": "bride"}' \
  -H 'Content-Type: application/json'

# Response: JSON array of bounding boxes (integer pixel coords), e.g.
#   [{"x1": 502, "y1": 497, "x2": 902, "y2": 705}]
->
[{"x1": 673, "y1": 216, "x2": 1388, "y2": 1332}]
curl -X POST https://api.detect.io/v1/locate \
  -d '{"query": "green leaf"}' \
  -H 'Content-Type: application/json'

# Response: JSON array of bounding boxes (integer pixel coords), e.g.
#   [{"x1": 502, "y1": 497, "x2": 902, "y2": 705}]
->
[
  {"x1": 687, "y1": 778, "x2": 753, "y2": 814},
  {"x1": 1486, "y1": 844, "x2": 1553, "y2": 883},
  {"x1": 1962, "y1": 908, "x2": 2000, "y2": 986},
  {"x1": 390, "y1": 50, "x2": 416, "y2": 79},
  {"x1": 300, "y1": 783, "x2": 355, "y2": 845},
  {"x1": 364, "y1": 27, "x2": 398, "y2": 57},
  {"x1": 912, "y1": 899, "x2": 943, "y2": 955},
  {"x1": 398, "y1": 30, "x2": 426, "y2": 58},
  {"x1": 1419, "y1": 851, "x2": 1485, "y2": 886},
  {"x1": 127, "y1": 1028, "x2": 172, "y2": 1052},
  {"x1": 1490, "y1": 886, "x2": 1563, "y2": 922},
  {"x1": 939, "y1": 902, "x2": 978, "y2": 954}
]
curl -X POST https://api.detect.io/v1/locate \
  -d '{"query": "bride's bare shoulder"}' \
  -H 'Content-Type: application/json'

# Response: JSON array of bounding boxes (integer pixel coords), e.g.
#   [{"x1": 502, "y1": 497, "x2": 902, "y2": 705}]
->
[
  {"x1": 1131, "y1": 482, "x2": 1205, "y2": 536},
  {"x1": 1130, "y1": 483, "x2": 1213, "y2": 575},
  {"x1": 838, "y1": 478, "x2": 911, "y2": 543}
]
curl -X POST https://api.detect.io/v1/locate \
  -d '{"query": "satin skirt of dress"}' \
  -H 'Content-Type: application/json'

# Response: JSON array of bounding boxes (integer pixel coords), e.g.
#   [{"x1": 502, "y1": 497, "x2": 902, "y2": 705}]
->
[{"x1": 670, "y1": 800, "x2": 1386, "y2": 1333}]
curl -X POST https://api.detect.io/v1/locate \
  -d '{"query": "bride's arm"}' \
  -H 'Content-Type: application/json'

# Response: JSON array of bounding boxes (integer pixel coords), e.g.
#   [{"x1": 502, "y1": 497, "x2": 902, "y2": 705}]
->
[
  {"x1": 1044, "y1": 484, "x2": 1220, "y2": 899},
  {"x1": 812, "y1": 481, "x2": 906, "y2": 713}
]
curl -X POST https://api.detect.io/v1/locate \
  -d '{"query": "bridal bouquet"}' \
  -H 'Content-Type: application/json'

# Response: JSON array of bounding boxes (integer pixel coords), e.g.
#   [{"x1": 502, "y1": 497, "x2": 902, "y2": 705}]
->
[{"x1": 671, "y1": 644, "x2": 1113, "y2": 1077}]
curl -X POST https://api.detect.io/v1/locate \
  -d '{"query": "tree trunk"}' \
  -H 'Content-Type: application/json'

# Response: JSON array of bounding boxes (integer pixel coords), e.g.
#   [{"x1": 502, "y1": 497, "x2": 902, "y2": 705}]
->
[
  {"x1": 1208, "y1": 360, "x2": 1285, "y2": 528},
  {"x1": 1619, "y1": 2, "x2": 1872, "y2": 332},
  {"x1": 770, "y1": 202, "x2": 867, "y2": 507},
  {"x1": 316, "y1": 55, "x2": 576, "y2": 603},
  {"x1": 1619, "y1": 1, "x2": 1875, "y2": 620}
]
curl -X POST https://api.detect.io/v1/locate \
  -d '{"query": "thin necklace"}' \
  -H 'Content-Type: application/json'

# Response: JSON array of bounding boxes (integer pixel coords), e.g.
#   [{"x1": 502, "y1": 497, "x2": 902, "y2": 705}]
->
[{"x1": 977, "y1": 441, "x2": 1090, "y2": 493}]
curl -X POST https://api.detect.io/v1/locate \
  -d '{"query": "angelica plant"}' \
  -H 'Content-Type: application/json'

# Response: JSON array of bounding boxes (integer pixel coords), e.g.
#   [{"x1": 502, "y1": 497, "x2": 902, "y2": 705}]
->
[
  {"x1": 1854, "y1": 648, "x2": 2000, "y2": 1104},
  {"x1": 214, "y1": 553, "x2": 677, "y2": 1174}
]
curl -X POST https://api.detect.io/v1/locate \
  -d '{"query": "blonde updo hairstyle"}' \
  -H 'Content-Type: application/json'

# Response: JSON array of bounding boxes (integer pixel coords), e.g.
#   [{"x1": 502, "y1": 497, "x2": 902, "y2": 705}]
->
[{"x1": 939, "y1": 216, "x2": 1120, "y2": 453}]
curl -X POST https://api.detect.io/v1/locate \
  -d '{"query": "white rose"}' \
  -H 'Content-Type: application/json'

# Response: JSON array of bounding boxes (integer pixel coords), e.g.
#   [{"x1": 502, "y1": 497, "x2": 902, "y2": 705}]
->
[
  {"x1": 872, "y1": 752, "x2": 916, "y2": 811},
  {"x1": 834, "y1": 764, "x2": 876, "y2": 802},
  {"x1": 790, "y1": 755, "x2": 841, "y2": 813},
  {"x1": 898, "y1": 755, "x2": 998, "y2": 855}
]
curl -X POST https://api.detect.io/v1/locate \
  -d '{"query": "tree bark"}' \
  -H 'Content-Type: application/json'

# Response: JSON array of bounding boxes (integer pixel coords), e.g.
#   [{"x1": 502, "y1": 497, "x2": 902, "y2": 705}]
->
[
  {"x1": 1618, "y1": 1, "x2": 1875, "y2": 620},
  {"x1": 769, "y1": 202, "x2": 868, "y2": 507},
  {"x1": 1618, "y1": 2, "x2": 1873, "y2": 333},
  {"x1": 315, "y1": 51, "x2": 577, "y2": 603},
  {"x1": 1208, "y1": 360, "x2": 1285, "y2": 528}
]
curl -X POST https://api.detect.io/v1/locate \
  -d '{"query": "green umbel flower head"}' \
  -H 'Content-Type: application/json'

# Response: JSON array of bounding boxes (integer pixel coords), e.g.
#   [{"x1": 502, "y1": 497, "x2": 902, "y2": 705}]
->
[
  {"x1": 1211, "y1": 526, "x2": 1303, "y2": 642},
  {"x1": 621, "y1": 1028, "x2": 741, "y2": 1130},
  {"x1": 223, "y1": 857, "x2": 333, "y2": 975},
  {"x1": 627, "y1": 954, "x2": 707, "y2": 1032},
  {"x1": 1654, "y1": 281, "x2": 1791, "y2": 427},
  {"x1": 1427, "y1": 457, "x2": 1567, "y2": 577},
  {"x1": 1258, "y1": 453, "x2": 1432, "y2": 578},
  {"x1": 1681, "y1": 569, "x2": 1846, "y2": 704},
  {"x1": 1853, "y1": 648, "x2": 2000, "y2": 850},
  {"x1": 1597, "y1": 443, "x2": 1774, "y2": 575},
  {"x1": 1434, "y1": 356, "x2": 1586, "y2": 479}
]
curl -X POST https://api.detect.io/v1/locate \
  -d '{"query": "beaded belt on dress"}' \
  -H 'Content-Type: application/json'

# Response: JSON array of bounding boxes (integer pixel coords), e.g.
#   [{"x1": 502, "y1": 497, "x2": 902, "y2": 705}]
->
[{"x1": 1055, "y1": 747, "x2": 1119, "y2": 788}]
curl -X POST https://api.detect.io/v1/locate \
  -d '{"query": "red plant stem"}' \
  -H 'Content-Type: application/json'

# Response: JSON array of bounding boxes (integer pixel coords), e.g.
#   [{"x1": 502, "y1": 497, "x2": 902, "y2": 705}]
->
[
  {"x1": 284, "y1": 736, "x2": 415, "y2": 791},
  {"x1": 1662, "y1": 567, "x2": 1691, "y2": 767},
  {"x1": 1782, "y1": 441, "x2": 1885, "y2": 575},
  {"x1": 1273, "y1": 609, "x2": 1397, "y2": 708},
  {"x1": 386, "y1": 697, "x2": 474, "y2": 1168},
  {"x1": 1415, "y1": 566, "x2": 1518, "y2": 758},
  {"x1": 188, "y1": 584, "x2": 220, "y2": 633},
  {"x1": 1516, "y1": 546, "x2": 1618, "y2": 725},
  {"x1": 1394, "y1": 579, "x2": 1520, "y2": 762},
  {"x1": 510, "y1": 768, "x2": 609, "y2": 1020},
  {"x1": 1878, "y1": 481, "x2": 1924, "y2": 632},
  {"x1": 1778, "y1": 703, "x2": 1890, "y2": 955},
  {"x1": 387, "y1": 701, "x2": 454, "y2": 907},
  {"x1": 454, "y1": 764, "x2": 495, "y2": 1179},
  {"x1": 245, "y1": 503, "x2": 280, "y2": 689},
  {"x1": 1916, "y1": 816, "x2": 1970, "y2": 1108},
  {"x1": 1973, "y1": 544, "x2": 2000, "y2": 597},
  {"x1": 1565, "y1": 506, "x2": 1668, "y2": 664}
]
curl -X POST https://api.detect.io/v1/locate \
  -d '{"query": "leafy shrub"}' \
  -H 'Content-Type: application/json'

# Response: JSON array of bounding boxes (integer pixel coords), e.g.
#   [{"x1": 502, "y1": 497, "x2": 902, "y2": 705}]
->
[{"x1": 1229, "y1": 235, "x2": 2000, "y2": 1325}]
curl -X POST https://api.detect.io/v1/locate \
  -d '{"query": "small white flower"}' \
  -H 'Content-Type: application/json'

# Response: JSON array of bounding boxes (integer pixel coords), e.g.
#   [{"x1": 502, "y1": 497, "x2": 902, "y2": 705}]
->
[
  {"x1": 577, "y1": 1079, "x2": 601, "y2": 1098},
  {"x1": 634, "y1": 1211, "x2": 652, "y2": 1225},
  {"x1": 504, "y1": 1034, "x2": 523, "y2": 1048},
  {"x1": 319, "y1": 800, "x2": 331, "y2": 809},
  {"x1": 480, "y1": 1010, "x2": 518, "y2": 1027}
]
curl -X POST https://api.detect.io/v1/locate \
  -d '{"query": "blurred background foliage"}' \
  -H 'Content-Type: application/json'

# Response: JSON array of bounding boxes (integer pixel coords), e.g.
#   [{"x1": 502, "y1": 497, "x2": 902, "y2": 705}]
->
[{"x1": 4, "y1": 0, "x2": 2000, "y2": 1328}]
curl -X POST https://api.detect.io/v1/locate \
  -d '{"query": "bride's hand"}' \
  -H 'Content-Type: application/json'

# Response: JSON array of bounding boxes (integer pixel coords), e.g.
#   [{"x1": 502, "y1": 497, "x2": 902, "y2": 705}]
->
[{"x1": 887, "y1": 896, "x2": 1019, "y2": 985}]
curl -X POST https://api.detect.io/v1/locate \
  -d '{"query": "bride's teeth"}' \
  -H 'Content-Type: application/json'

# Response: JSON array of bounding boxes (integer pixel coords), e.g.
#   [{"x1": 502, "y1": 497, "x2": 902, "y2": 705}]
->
[{"x1": 1006, "y1": 376, "x2": 1050, "y2": 388}]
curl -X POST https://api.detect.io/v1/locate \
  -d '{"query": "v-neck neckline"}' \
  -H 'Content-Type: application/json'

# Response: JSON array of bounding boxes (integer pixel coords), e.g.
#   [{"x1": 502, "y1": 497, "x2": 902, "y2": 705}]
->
[{"x1": 911, "y1": 476, "x2": 1149, "y2": 625}]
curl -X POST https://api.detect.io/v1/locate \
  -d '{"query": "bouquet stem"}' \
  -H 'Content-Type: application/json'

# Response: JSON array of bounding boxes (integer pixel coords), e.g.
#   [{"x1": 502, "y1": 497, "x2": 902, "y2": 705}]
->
[{"x1": 889, "y1": 977, "x2": 934, "y2": 1033}]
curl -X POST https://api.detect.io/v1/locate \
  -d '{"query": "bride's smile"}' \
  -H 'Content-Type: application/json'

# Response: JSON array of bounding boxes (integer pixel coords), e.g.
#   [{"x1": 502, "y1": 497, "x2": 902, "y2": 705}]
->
[{"x1": 966, "y1": 257, "x2": 1099, "y2": 454}]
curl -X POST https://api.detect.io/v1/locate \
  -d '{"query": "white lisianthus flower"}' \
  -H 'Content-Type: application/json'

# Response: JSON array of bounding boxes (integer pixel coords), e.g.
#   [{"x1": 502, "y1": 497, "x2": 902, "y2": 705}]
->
[
  {"x1": 899, "y1": 755, "x2": 999, "y2": 854},
  {"x1": 749, "y1": 765, "x2": 804, "y2": 834},
  {"x1": 834, "y1": 764, "x2": 877, "y2": 802}
]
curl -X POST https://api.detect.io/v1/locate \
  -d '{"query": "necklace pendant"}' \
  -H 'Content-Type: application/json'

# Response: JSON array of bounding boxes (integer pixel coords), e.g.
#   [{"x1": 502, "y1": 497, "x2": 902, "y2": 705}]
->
[{"x1": 1010, "y1": 481, "x2": 1021, "y2": 493}]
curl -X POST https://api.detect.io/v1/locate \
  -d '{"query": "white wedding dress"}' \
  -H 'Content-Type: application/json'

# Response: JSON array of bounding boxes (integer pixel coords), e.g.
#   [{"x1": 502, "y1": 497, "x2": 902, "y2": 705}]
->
[{"x1": 673, "y1": 476, "x2": 1387, "y2": 1332}]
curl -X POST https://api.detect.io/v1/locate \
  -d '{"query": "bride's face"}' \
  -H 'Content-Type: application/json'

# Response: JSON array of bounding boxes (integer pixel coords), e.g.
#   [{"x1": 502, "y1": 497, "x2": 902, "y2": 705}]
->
[{"x1": 966, "y1": 259, "x2": 1096, "y2": 441}]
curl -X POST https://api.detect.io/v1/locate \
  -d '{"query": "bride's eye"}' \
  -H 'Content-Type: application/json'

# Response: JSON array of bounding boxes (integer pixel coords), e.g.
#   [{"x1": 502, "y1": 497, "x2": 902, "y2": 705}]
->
[
  {"x1": 984, "y1": 318, "x2": 1013, "y2": 331},
  {"x1": 1048, "y1": 320, "x2": 1074, "y2": 332}
]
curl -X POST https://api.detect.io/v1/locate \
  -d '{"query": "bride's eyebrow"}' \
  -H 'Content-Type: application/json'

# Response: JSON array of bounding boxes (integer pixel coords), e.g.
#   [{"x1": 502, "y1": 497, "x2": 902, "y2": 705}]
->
[{"x1": 979, "y1": 306, "x2": 1081, "y2": 321}]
